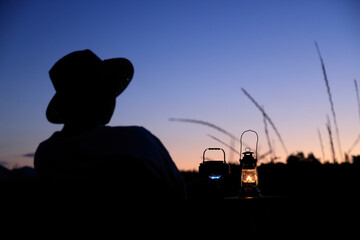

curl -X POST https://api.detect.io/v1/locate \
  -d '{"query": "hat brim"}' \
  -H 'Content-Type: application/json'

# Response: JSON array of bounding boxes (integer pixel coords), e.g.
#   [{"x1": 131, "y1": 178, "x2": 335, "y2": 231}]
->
[
  {"x1": 46, "y1": 93, "x2": 65, "y2": 124},
  {"x1": 102, "y1": 58, "x2": 134, "y2": 97},
  {"x1": 46, "y1": 57, "x2": 134, "y2": 124}
]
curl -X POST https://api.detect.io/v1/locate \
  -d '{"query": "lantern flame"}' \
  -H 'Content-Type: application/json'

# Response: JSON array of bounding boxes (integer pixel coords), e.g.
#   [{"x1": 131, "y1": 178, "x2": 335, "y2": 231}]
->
[{"x1": 242, "y1": 169, "x2": 257, "y2": 183}]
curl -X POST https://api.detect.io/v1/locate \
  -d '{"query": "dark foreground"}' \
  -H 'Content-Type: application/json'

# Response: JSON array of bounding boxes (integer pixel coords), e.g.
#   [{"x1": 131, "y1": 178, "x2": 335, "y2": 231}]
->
[
  {"x1": 1, "y1": 162, "x2": 359, "y2": 239},
  {"x1": 182, "y1": 162, "x2": 360, "y2": 239}
]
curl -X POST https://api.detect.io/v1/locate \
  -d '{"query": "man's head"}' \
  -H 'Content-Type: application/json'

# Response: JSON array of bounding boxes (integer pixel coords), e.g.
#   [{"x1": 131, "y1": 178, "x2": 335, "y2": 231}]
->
[{"x1": 46, "y1": 50, "x2": 134, "y2": 125}]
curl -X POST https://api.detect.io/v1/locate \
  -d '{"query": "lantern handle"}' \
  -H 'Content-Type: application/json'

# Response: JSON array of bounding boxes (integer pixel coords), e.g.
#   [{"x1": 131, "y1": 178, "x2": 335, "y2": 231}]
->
[
  {"x1": 203, "y1": 148, "x2": 226, "y2": 163},
  {"x1": 240, "y1": 129, "x2": 258, "y2": 160}
]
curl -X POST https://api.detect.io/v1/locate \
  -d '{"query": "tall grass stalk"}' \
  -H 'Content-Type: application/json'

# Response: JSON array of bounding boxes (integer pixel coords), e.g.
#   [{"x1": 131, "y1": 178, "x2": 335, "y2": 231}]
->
[
  {"x1": 347, "y1": 79, "x2": 360, "y2": 156},
  {"x1": 207, "y1": 134, "x2": 240, "y2": 155},
  {"x1": 263, "y1": 106, "x2": 275, "y2": 162},
  {"x1": 169, "y1": 118, "x2": 237, "y2": 141},
  {"x1": 326, "y1": 115, "x2": 336, "y2": 164},
  {"x1": 354, "y1": 79, "x2": 360, "y2": 126},
  {"x1": 241, "y1": 88, "x2": 288, "y2": 156},
  {"x1": 315, "y1": 41, "x2": 343, "y2": 162},
  {"x1": 318, "y1": 127, "x2": 326, "y2": 162}
]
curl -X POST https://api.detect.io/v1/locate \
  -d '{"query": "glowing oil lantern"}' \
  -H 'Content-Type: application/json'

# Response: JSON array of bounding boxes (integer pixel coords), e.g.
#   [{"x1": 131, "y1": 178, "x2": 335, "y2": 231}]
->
[{"x1": 239, "y1": 130, "x2": 261, "y2": 197}]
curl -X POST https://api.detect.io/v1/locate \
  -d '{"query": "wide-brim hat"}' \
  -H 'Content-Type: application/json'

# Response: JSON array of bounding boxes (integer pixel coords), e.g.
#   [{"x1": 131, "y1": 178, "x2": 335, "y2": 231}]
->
[{"x1": 46, "y1": 50, "x2": 134, "y2": 124}]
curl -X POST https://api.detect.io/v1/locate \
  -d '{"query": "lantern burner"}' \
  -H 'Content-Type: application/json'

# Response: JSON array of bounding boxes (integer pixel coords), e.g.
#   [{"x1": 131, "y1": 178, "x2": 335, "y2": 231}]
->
[{"x1": 199, "y1": 148, "x2": 229, "y2": 180}]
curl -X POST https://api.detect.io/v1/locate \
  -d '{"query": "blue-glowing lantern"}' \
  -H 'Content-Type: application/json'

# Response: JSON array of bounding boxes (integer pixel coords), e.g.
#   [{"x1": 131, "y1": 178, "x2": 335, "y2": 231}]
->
[
  {"x1": 199, "y1": 148, "x2": 229, "y2": 181},
  {"x1": 239, "y1": 130, "x2": 261, "y2": 197}
]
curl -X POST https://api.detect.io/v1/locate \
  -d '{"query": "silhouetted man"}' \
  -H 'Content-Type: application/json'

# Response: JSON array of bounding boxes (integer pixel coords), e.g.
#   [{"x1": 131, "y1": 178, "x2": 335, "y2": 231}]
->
[{"x1": 34, "y1": 50, "x2": 186, "y2": 200}]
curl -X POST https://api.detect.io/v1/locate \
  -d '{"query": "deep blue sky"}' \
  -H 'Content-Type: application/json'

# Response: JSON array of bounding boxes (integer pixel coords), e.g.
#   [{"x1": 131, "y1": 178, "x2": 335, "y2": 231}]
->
[{"x1": 1, "y1": 0, "x2": 360, "y2": 170}]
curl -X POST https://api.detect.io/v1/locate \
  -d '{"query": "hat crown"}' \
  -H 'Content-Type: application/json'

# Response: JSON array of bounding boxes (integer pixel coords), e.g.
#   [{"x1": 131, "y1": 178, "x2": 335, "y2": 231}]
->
[{"x1": 49, "y1": 50, "x2": 103, "y2": 93}]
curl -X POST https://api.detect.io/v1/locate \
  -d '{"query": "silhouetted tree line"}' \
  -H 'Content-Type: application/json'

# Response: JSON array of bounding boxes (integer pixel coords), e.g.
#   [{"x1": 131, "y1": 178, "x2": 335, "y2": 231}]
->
[
  {"x1": 1, "y1": 152, "x2": 359, "y2": 195},
  {"x1": 1, "y1": 151, "x2": 359, "y2": 202}
]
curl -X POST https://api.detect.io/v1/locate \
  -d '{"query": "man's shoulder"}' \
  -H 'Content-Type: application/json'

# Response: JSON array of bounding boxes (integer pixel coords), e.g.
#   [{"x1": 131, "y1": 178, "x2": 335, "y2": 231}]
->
[
  {"x1": 107, "y1": 125, "x2": 149, "y2": 133},
  {"x1": 36, "y1": 131, "x2": 61, "y2": 150},
  {"x1": 103, "y1": 125, "x2": 154, "y2": 139}
]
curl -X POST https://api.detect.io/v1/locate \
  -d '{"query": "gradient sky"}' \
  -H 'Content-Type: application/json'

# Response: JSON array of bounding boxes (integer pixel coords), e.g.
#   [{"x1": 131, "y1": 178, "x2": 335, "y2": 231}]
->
[{"x1": 1, "y1": 0, "x2": 360, "y2": 170}]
